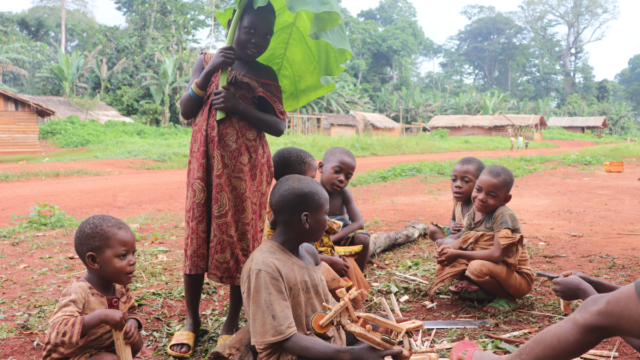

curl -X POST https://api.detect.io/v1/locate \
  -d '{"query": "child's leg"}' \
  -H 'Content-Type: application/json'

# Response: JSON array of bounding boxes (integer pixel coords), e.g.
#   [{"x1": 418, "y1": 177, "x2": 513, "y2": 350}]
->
[
  {"x1": 351, "y1": 233, "x2": 370, "y2": 271},
  {"x1": 89, "y1": 353, "x2": 119, "y2": 360},
  {"x1": 222, "y1": 285, "x2": 242, "y2": 336},
  {"x1": 171, "y1": 273, "x2": 204, "y2": 354},
  {"x1": 466, "y1": 260, "x2": 532, "y2": 309},
  {"x1": 460, "y1": 282, "x2": 640, "y2": 360},
  {"x1": 428, "y1": 226, "x2": 446, "y2": 241}
]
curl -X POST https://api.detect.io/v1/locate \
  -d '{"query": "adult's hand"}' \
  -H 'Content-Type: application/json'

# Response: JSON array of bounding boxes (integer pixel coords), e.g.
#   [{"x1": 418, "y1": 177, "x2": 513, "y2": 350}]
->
[{"x1": 552, "y1": 276, "x2": 597, "y2": 301}]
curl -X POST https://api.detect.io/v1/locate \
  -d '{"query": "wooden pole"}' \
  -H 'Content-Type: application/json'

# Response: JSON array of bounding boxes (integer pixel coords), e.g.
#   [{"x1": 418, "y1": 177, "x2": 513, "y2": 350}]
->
[{"x1": 112, "y1": 330, "x2": 133, "y2": 360}]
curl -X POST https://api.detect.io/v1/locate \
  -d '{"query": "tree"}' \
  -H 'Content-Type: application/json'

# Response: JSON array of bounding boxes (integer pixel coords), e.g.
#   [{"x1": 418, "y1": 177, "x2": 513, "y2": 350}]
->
[
  {"x1": 32, "y1": 0, "x2": 93, "y2": 54},
  {"x1": 522, "y1": 0, "x2": 619, "y2": 96},
  {"x1": 39, "y1": 49, "x2": 89, "y2": 97},
  {"x1": 0, "y1": 44, "x2": 29, "y2": 86},
  {"x1": 139, "y1": 55, "x2": 187, "y2": 126},
  {"x1": 89, "y1": 55, "x2": 128, "y2": 94},
  {"x1": 616, "y1": 54, "x2": 640, "y2": 111}
]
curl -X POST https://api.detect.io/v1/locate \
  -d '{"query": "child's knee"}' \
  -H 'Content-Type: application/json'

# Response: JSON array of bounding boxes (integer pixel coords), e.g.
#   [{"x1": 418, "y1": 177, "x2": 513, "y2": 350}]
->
[
  {"x1": 353, "y1": 233, "x2": 370, "y2": 247},
  {"x1": 466, "y1": 260, "x2": 491, "y2": 280},
  {"x1": 428, "y1": 226, "x2": 443, "y2": 241},
  {"x1": 89, "y1": 352, "x2": 120, "y2": 360}
]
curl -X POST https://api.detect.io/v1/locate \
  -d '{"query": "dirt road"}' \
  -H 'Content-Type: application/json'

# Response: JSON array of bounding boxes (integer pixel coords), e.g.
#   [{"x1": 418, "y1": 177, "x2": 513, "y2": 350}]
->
[{"x1": 0, "y1": 140, "x2": 597, "y2": 226}]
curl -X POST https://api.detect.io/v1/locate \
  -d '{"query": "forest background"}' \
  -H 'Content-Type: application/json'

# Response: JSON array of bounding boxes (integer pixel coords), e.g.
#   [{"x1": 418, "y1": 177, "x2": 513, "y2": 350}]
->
[{"x1": 1, "y1": 0, "x2": 639, "y2": 135}]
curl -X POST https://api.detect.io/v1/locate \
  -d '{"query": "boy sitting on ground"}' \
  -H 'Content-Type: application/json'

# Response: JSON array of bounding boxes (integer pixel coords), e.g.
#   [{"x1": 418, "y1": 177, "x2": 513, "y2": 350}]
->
[
  {"x1": 242, "y1": 175, "x2": 401, "y2": 360},
  {"x1": 431, "y1": 165, "x2": 533, "y2": 313},
  {"x1": 318, "y1": 147, "x2": 370, "y2": 272},
  {"x1": 268, "y1": 147, "x2": 370, "y2": 309},
  {"x1": 43, "y1": 215, "x2": 143, "y2": 360},
  {"x1": 428, "y1": 157, "x2": 485, "y2": 245}
]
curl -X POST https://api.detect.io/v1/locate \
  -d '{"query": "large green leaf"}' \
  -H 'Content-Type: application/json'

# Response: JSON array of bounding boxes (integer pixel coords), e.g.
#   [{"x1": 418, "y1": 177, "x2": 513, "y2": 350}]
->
[{"x1": 216, "y1": 0, "x2": 352, "y2": 111}]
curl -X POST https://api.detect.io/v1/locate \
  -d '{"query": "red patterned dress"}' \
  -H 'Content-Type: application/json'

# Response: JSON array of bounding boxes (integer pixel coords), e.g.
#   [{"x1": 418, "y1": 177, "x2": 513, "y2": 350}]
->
[{"x1": 184, "y1": 52, "x2": 286, "y2": 285}]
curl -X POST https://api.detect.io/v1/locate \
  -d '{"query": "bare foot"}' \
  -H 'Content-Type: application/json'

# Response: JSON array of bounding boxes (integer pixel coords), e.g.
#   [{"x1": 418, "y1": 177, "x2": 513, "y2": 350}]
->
[
  {"x1": 170, "y1": 316, "x2": 201, "y2": 354},
  {"x1": 458, "y1": 349, "x2": 503, "y2": 359}
]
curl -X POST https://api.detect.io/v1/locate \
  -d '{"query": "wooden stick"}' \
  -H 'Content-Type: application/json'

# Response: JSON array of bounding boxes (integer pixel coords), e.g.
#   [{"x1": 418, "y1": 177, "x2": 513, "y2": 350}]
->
[
  {"x1": 485, "y1": 334, "x2": 526, "y2": 344},
  {"x1": 501, "y1": 328, "x2": 537, "y2": 338},
  {"x1": 380, "y1": 298, "x2": 396, "y2": 323},
  {"x1": 417, "y1": 329, "x2": 422, "y2": 348},
  {"x1": 610, "y1": 339, "x2": 621, "y2": 360},
  {"x1": 424, "y1": 329, "x2": 436, "y2": 349},
  {"x1": 586, "y1": 349, "x2": 619, "y2": 357},
  {"x1": 390, "y1": 293, "x2": 403, "y2": 318},
  {"x1": 561, "y1": 299, "x2": 572, "y2": 314},
  {"x1": 394, "y1": 272, "x2": 430, "y2": 285},
  {"x1": 112, "y1": 330, "x2": 133, "y2": 360},
  {"x1": 319, "y1": 290, "x2": 362, "y2": 327}
]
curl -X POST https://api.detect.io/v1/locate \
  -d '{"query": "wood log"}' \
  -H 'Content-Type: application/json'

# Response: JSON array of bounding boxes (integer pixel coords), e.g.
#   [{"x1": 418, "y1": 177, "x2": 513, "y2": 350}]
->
[
  {"x1": 208, "y1": 326, "x2": 256, "y2": 360},
  {"x1": 112, "y1": 330, "x2": 133, "y2": 360},
  {"x1": 369, "y1": 221, "x2": 429, "y2": 256}
]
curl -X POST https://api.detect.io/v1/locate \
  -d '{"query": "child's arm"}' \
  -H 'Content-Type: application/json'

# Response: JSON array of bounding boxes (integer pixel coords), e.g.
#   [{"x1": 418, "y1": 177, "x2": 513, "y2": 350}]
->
[
  {"x1": 80, "y1": 309, "x2": 127, "y2": 337},
  {"x1": 319, "y1": 253, "x2": 350, "y2": 277},
  {"x1": 436, "y1": 232, "x2": 503, "y2": 266},
  {"x1": 282, "y1": 333, "x2": 402, "y2": 360},
  {"x1": 330, "y1": 189, "x2": 365, "y2": 244}
]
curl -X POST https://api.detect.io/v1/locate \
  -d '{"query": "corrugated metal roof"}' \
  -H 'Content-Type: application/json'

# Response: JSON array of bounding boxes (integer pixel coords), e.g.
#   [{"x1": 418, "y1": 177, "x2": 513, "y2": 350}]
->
[
  {"x1": 0, "y1": 88, "x2": 56, "y2": 117},
  {"x1": 351, "y1": 111, "x2": 400, "y2": 129},
  {"x1": 428, "y1": 114, "x2": 546, "y2": 128},
  {"x1": 547, "y1": 117, "x2": 608, "y2": 128},
  {"x1": 325, "y1": 113, "x2": 359, "y2": 126}
]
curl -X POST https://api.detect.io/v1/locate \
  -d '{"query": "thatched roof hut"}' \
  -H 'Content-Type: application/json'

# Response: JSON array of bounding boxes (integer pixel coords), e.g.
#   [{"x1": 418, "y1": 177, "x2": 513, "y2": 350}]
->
[
  {"x1": 323, "y1": 113, "x2": 359, "y2": 136},
  {"x1": 0, "y1": 88, "x2": 56, "y2": 154},
  {"x1": 351, "y1": 111, "x2": 401, "y2": 136},
  {"x1": 428, "y1": 114, "x2": 546, "y2": 137},
  {"x1": 24, "y1": 95, "x2": 133, "y2": 124},
  {"x1": 547, "y1": 117, "x2": 608, "y2": 134}
]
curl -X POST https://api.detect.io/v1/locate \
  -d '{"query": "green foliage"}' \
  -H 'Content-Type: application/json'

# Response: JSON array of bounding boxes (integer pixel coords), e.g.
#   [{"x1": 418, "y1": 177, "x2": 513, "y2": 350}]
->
[
  {"x1": 616, "y1": 54, "x2": 640, "y2": 112},
  {"x1": 543, "y1": 127, "x2": 628, "y2": 143},
  {"x1": 0, "y1": 203, "x2": 79, "y2": 239},
  {"x1": 38, "y1": 49, "x2": 88, "y2": 97},
  {"x1": 350, "y1": 143, "x2": 639, "y2": 187},
  {"x1": 0, "y1": 168, "x2": 105, "y2": 182}
]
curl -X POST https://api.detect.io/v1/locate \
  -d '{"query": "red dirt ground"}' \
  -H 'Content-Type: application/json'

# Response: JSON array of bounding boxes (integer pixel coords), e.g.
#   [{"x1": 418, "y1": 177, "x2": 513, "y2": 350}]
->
[{"x1": 1, "y1": 141, "x2": 639, "y2": 358}]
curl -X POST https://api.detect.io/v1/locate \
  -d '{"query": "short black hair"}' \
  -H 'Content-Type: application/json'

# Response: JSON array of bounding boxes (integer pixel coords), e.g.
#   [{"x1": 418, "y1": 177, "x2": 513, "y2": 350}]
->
[
  {"x1": 74, "y1": 215, "x2": 131, "y2": 265},
  {"x1": 322, "y1": 147, "x2": 356, "y2": 163},
  {"x1": 232, "y1": 0, "x2": 276, "y2": 21},
  {"x1": 481, "y1": 165, "x2": 515, "y2": 194},
  {"x1": 270, "y1": 175, "x2": 328, "y2": 225},
  {"x1": 272, "y1": 147, "x2": 316, "y2": 181},
  {"x1": 456, "y1": 157, "x2": 486, "y2": 178}
]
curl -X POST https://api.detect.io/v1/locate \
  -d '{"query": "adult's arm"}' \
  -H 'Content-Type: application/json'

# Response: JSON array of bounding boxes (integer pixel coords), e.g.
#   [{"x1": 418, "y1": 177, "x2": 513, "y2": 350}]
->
[{"x1": 281, "y1": 333, "x2": 401, "y2": 360}]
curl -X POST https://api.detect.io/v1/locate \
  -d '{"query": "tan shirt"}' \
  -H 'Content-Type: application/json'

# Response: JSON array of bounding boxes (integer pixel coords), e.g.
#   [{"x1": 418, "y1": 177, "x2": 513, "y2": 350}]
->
[
  {"x1": 241, "y1": 241, "x2": 346, "y2": 360},
  {"x1": 42, "y1": 278, "x2": 141, "y2": 360}
]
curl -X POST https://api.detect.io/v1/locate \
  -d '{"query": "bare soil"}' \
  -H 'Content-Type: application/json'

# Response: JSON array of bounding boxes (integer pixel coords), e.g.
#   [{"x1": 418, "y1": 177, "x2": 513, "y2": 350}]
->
[{"x1": 1, "y1": 141, "x2": 639, "y2": 359}]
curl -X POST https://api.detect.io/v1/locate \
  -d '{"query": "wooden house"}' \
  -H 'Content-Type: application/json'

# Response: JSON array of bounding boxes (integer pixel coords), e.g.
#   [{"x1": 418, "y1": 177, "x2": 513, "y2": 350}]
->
[
  {"x1": 547, "y1": 117, "x2": 608, "y2": 135},
  {"x1": 24, "y1": 95, "x2": 133, "y2": 124},
  {"x1": 428, "y1": 114, "x2": 547, "y2": 141},
  {"x1": 0, "y1": 88, "x2": 55, "y2": 154},
  {"x1": 323, "y1": 113, "x2": 359, "y2": 136},
  {"x1": 352, "y1": 111, "x2": 401, "y2": 136}
]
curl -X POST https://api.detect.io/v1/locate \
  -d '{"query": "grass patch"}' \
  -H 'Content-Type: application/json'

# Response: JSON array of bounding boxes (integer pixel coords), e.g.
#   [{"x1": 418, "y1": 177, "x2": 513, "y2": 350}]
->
[
  {"x1": 351, "y1": 144, "x2": 640, "y2": 187},
  {"x1": 0, "y1": 168, "x2": 106, "y2": 182},
  {"x1": 0, "y1": 203, "x2": 79, "y2": 239},
  {"x1": 543, "y1": 127, "x2": 628, "y2": 143},
  {"x1": 1, "y1": 117, "x2": 556, "y2": 169}
]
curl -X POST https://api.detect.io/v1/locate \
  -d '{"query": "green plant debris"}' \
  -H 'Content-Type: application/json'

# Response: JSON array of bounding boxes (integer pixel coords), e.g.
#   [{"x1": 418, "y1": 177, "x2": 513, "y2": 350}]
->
[
  {"x1": 0, "y1": 203, "x2": 79, "y2": 239},
  {"x1": 0, "y1": 168, "x2": 107, "y2": 182}
]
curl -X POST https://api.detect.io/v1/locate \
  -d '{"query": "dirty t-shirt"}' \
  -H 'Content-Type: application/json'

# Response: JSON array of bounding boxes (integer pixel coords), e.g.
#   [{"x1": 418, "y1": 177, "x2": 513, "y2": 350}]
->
[
  {"x1": 463, "y1": 205, "x2": 522, "y2": 235},
  {"x1": 241, "y1": 240, "x2": 347, "y2": 360}
]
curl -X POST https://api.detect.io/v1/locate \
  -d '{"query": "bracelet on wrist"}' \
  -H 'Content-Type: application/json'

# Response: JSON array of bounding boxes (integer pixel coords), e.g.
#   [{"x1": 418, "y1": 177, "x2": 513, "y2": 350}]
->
[
  {"x1": 192, "y1": 79, "x2": 207, "y2": 97},
  {"x1": 189, "y1": 86, "x2": 204, "y2": 103}
]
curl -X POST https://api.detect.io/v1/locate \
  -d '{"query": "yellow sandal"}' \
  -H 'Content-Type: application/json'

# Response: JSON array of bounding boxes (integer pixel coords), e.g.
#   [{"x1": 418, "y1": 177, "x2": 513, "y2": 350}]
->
[
  {"x1": 167, "y1": 330, "x2": 196, "y2": 358},
  {"x1": 216, "y1": 334, "x2": 232, "y2": 348}
]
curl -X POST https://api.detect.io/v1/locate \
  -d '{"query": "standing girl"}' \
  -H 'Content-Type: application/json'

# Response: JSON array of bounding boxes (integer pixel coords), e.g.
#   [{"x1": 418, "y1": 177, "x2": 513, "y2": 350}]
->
[{"x1": 168, "y1": 1, "x2": 285, "y2": 356}]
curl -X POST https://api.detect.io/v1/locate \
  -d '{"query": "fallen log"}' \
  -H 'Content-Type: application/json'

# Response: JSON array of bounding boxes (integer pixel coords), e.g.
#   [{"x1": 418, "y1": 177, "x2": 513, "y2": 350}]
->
[
  {"x1": 208, "y1": 326, "x2": 256, "y2": 360},
  {"x1": 369, "y1": 221, "x2": 429, "y2": 256}
]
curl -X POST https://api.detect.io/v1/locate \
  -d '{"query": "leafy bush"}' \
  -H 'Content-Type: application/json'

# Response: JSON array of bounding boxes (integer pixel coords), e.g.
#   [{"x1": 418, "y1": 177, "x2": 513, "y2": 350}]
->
[
  {"x1": 543, "y1": 127, "x2": 628, "y2": 143},
  {"x1": 0, "y1": 203, "x2": 79, "y2": 238}
]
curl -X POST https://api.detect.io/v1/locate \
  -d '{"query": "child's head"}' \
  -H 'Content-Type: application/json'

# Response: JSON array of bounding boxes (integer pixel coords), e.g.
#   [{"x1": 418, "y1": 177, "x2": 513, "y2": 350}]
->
[
  {"x1": 270, "y1": 175, "x2": 328, "y2": 241},
  {"x1": 472, "y1": 165, "x2": 514, "y2": 214},
  {"x1": 451, "y1": 157, "x2": 485, "y2": 203},
  {"x1": 272, "y1": 147, "x2": 317, "y2": 180},
  {"x1": 74, "y1": 215, "x2": 136, "y2": 286},
  {"x1": 318, "y1": 147, "x2": 356, "y2": 194},
  {"x1": 229, "y1": 0, "x2": 276, "y2": 62}
]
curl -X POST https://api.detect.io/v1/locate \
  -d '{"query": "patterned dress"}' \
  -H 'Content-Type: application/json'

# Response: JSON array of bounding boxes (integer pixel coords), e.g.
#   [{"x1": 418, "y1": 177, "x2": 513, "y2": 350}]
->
[{"x1": 184, "y1": 53, "x2": 287, "y2": 285}]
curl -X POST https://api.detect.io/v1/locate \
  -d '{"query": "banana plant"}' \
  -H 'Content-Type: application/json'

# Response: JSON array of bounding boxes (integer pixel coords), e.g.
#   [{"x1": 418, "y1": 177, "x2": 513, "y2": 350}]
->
[
  {"x1": 90, "y1": 56, "x2": 128, "y2": 94},
  {"x1": 38, "y1": 49, "x2": 88, "y2": 97},
  {"x1": 139, "y1": 56, "x2": 189, "y2": 126}
]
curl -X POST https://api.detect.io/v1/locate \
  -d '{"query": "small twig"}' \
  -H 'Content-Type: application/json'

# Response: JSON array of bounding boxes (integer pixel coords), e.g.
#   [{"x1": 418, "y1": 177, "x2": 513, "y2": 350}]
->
[
  {"x1": 394, "y1": 272, "x2": 430, "y2": 285},
  {"x1": 611, "y1": 339, "x2": 621, "y2": 360}
]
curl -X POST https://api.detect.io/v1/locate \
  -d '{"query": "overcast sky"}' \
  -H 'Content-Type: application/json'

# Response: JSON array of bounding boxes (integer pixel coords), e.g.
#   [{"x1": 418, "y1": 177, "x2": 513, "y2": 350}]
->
[{"x1": 5, "y1": 0, "x2": 639, "y2": 80}]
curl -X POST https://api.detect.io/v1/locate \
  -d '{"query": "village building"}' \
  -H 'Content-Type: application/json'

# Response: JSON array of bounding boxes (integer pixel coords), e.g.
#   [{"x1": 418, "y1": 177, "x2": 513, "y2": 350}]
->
[
  {"x1": 323, "y1": 113, "x2": 360, "y2": 136},
  {"x1": 24, "y1": 95, "x2": 133, "y2": 124},
  {"x1": 547, "y1": 116, "x2": 608, "y2": 135},
  {"x1": 427, "y1": 114, "x2": 547, "y2": 141},
  {"x1": 351, "y1": 111, "x2": 401, "y2": 136},
  {"x1": 0, "y1": 88, "x2": 55, "y2": 154}
]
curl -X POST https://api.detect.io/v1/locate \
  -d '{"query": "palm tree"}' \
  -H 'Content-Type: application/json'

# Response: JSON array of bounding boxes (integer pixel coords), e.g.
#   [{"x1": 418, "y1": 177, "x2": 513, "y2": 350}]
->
[
  {"x1": 139, "y1": 55, "x2": 188, "y2": 126},
  {"x1": 38, "y1": 49, "x2": 88, "y2": 97},
  {"x1": 0, "y1": 44, "x2": 29, "y2": 85}
]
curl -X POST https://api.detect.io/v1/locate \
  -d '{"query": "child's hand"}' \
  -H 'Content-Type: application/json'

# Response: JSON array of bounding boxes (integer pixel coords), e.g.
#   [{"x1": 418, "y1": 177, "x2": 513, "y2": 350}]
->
[
  {"x1": 206, "y1": 45, "x2": 236, "y2": 74},
  {"x1": 99, "y1": 309, "x2": 128, "y2": 331},
  {"x1": 326, "y1": 256, "x2": 350, "y2": 277},
  {"x1": 436, "y1": 248, "x2": 459, "y2": 266},
  {"x1": 211, "y1": 85, "x2": 243, "y2": 113},
  {"x1": 552, "y1": 276, "x2": 594, "y2": 301},
  {"x1": 123, "y1": 319, "x2": 141, "y2": 345},
  {"x1": 560, "y1": 270, "x2": 589, "y2": 281},
  {"x1": 450, "y1": 222, "x2": 464, "y2": 234}
]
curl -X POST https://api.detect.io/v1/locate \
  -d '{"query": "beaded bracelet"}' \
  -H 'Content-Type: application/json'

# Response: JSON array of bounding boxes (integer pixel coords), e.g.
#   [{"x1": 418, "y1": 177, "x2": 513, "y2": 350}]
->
[
  {"x1": 189, "y1": 86, "x2": 204, "y2": 103},
  {"x1": 192, "y1": 79, "x2": 207, "y2": 97}
]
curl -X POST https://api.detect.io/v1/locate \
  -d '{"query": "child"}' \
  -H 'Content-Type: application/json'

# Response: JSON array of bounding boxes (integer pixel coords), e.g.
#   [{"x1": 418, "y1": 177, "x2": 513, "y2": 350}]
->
[
  {"x1": 242, "y1": 175, "x2": 401, "y2": 360},
  {"x1": 455, "y1": 280, "x2": 640, "y2": 360},
  {"x1": 318, "y1": 147, "x2": 370, "y2": 272},
  {"x1": 269, "y1": 147, "x2": 370, "y2": 309},
  {"x1": 428, "y1": 157, "x2": 485, "y2": 244},
  {"x1": 43, "y1": 215, "x2": 143, "y2": 359},
  {"x1": 174, "y1": 0, "x2": 286, "y2": 355},
  {"x1": 432, "y1": 165, "x2": 533, "y2": 313}
]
